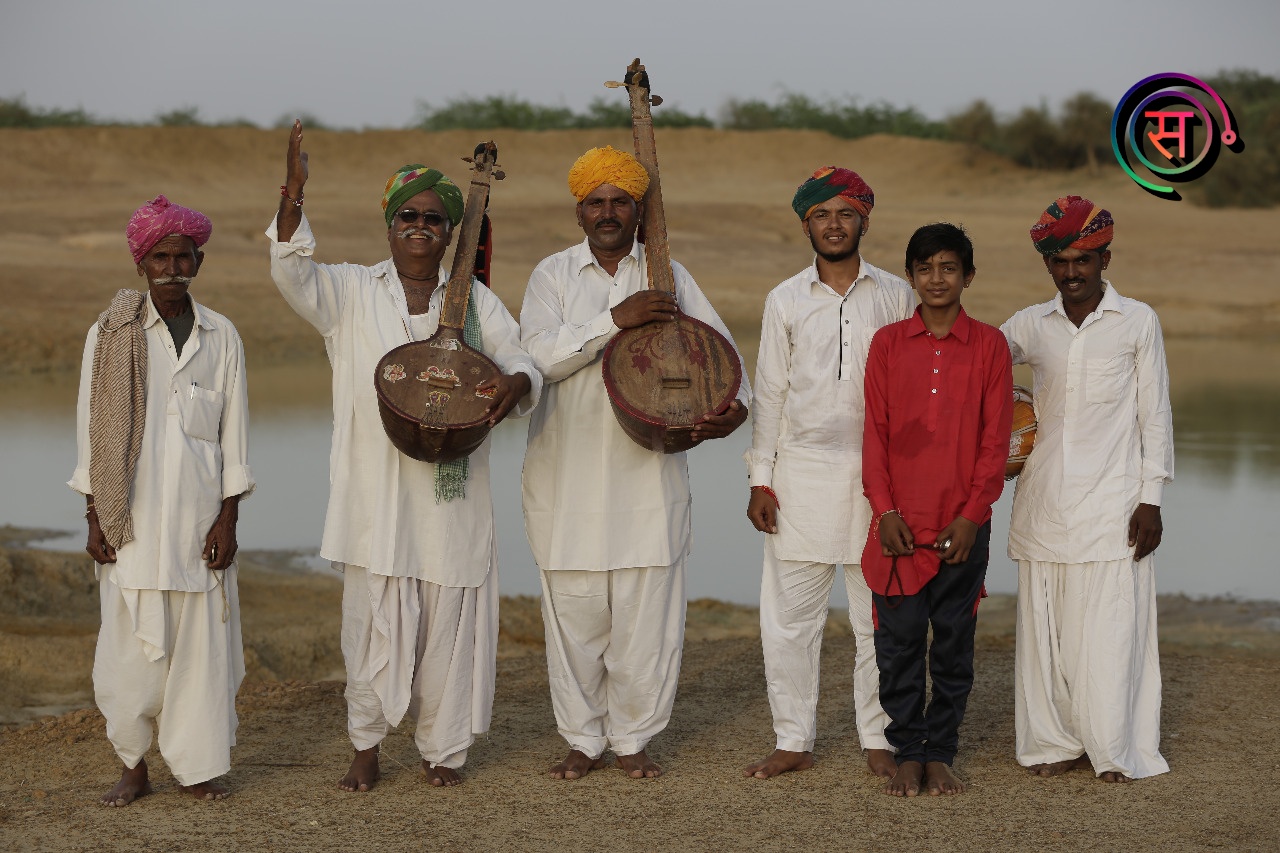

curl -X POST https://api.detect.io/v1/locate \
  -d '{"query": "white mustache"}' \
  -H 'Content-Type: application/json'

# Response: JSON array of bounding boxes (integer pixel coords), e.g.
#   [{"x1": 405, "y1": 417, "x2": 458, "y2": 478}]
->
[
  {"x1": 152, "y1": 275, "x2": 193, "y2": 285},
  {"x1": 396, "y1": 229, "x2": 439, "y2": 240}
]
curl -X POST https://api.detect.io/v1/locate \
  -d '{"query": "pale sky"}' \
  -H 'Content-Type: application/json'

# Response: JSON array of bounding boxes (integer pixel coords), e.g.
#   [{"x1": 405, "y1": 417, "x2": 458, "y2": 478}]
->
[{"x1": 2, "y1": 0, "x2": 1276, "y2": 128}]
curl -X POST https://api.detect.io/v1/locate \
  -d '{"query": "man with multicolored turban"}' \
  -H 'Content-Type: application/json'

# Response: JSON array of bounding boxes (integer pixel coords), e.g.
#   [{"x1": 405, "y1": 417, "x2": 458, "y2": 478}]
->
[
  {"x1": 1001, "y1": 195, "x2": 1173, "y2": 782},
  {"x1": 267, "y1": 120, "x2": 541, "y2": 792},
  {"x1": 742, "y1": 167, "x2": 913, "y2": 781},
  {"x1": 520, "y1": 144, "x2": 751, "y2": 780},
  {"x1": 70, "y1": 195, "x2": 254, "y2": 806}
]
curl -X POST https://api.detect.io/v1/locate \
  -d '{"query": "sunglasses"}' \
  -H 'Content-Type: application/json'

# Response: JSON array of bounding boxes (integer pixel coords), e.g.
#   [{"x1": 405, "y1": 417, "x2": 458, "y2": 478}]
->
[{"x1": 396, "y1": 209, "x2": 449, "y2": 227}]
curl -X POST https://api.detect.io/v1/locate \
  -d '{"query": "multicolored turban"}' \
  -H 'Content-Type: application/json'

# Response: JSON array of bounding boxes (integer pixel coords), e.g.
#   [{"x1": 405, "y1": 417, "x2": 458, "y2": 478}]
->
[
  {"x1": 1029, "y1": 196, "x2": 1114, "y2": 256},
  {"x1": 381, "y1": 165, "x2": 464, "y2": 228},
  {"x1": 125, "y1": 195, "x2": 212, "y2": 264},
  {"x1": 567, "y1": 146, "x2": 650, "y2": 202},
  {"x1": 792, "y1": 167, "x2": 874, "y2": 220}
]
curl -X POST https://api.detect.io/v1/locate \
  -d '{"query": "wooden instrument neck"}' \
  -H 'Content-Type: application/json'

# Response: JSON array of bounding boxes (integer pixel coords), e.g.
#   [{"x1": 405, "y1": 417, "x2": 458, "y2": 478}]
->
[
  {"x1": 440, "y1": 143, "x2": 498, "y2": 330},
  {"x1": 624, "y1": 61, "x2": 675, "y2": 297}
]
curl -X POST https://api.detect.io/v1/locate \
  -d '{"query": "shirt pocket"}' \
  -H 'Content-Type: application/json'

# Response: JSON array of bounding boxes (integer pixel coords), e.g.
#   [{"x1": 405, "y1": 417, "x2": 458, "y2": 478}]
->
[
  {"x1": 1085, "y1": 354, "x2": 1132, "y2": 403},
  {"x1": 177, "y1": 385, "x2": 224, "y2": 442}
]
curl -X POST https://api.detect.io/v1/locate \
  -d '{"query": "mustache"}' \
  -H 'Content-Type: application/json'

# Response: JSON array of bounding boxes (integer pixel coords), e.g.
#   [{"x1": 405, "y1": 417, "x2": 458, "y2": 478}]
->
[
  {"x1": 594, "y1": 219, "x2": 622, "y2": 229},
  {"x1": 151, "y1": 275, "x2": 192, "y2": 285},
  {"x1": 396, "y1": 228, "x2": 439, "y2": 240}
]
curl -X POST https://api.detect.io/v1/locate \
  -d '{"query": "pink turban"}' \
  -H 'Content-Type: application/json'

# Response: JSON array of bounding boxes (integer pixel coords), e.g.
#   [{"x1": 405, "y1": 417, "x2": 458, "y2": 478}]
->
[{"x1": 126, "y1": 195, "x2": 213, "y2": 264}]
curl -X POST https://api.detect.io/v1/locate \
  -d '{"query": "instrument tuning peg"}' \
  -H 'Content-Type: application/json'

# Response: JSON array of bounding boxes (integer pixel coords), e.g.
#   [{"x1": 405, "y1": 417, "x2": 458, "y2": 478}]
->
[
  {"x1": 604, "y1": 80, "x2": 626, "y2": 89},
  {"x1": 462, "y1": 156, "x2": 475, "y2": 164},
  {"x1": 650, "y1": 95, "x2": 663, "y2": 106}
]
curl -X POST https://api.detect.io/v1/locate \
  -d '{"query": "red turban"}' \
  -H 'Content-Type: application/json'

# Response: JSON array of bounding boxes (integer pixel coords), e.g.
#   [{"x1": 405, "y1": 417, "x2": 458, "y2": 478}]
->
[
  {"x1": 792, "y1": 167, "x2": 874, "y2": 220},
  {"x1": 126, "y1": 195, "x2": 213, "y2": 264},
  {"x1": 1029, "y1": 196, "x2": 1113, "y2": 256}
]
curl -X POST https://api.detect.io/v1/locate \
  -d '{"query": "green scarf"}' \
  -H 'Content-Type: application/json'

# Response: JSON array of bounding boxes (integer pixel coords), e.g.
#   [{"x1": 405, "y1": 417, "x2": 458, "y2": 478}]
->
[{"x1": 434, "y1": 293, "x2": 483, "y2": 503}]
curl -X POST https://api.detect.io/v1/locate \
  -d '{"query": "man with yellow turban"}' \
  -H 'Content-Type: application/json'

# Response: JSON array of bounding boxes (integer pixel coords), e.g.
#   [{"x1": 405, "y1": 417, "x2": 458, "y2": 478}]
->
[
  {"x1": 742, "y1": 167, "x2": 914, "y2": 781},
  {"x1": 267, "y1": 121, "x2": 542, "y2": 793},
  {"x1": 71, "y1": 195, "x2": 254, "y2": 806},
  {"x1": 520, "y1": 145, "x2": 751, "y2": 780},
  {"x1": 1001, "y1": 196, "x2": 1173, "y2": 783}
]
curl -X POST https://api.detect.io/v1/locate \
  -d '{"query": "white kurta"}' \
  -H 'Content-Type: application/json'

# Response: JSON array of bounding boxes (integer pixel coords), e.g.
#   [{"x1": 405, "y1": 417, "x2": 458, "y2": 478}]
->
[
  {"x1": 1000, "y1": 283, "x2": 1174, "y2": 563},
  {"x1": 1001, "y1": 283, "x2": 1174, "y2": 779},
  {"x1": 745, "y1": 260, "x2": 915, "y2": 562},
  {"x1": 520, "y1": 238, "x2": 750, "y2": 572},
  {"x1": 70, "y1": 293, "x2": 252, "y2": 783},
  {"x1": 267, "y1": 213, "x2": 542, "y2": 586},
  {"x1": 746, "y1": 261, "x2": 914, "y2": 754},
  {"x1": 70, "y1": 294, "x2": 255, "y2": 593}
]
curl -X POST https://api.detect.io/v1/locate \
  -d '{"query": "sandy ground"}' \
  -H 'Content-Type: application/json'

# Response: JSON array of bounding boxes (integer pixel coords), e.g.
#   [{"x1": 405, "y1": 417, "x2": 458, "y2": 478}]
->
[
  {"x1": 3, "y1": 127, "x2": 1280, "y2": 850},
  {"x1": 3, "y1": 528, "x2": 1280, "y2": 852}
]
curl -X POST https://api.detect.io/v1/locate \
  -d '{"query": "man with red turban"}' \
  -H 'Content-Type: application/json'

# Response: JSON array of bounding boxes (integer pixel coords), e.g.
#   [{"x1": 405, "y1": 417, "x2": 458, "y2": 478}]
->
[
  {"x1": 520, "y1": 145, "x2": 750, "y2": 780},
  {"x1": 1001, "y1": 196, "x2": 1173, "y2": 783},
  {"x1": 742, "y1": 166, "x2": 914, "y2": 781},
  {"x1": 71, "y1": 195, "x2": 254, "y2": 805}
]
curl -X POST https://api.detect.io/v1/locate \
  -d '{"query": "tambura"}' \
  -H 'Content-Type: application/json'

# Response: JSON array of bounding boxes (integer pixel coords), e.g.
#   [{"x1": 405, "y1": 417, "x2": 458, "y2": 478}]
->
[{"x1": 1006, "y1": 384, "x2": 1037, "y2": 479}]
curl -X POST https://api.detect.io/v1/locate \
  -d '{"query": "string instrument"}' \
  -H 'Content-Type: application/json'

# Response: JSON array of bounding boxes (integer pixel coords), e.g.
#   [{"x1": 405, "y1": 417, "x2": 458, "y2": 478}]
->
[
  {"x1": 600, "y1": 59, "x2": 742, "y2": 454},
  {"x1": 375, "y1": 142, "x2": 505, "y2": 463},
  {"x1": 1006, "y1": 384, "x2": 1037, "y2": 479}
]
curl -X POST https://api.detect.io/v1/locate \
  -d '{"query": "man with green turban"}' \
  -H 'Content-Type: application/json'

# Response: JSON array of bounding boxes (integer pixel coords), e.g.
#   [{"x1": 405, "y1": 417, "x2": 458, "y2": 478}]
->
[
  {"x1": 267, "y1": 120, "x2": 542, "y2": 793},
  {"x1": 743, "y1": 166, "x2": 914, "y2": 782}
]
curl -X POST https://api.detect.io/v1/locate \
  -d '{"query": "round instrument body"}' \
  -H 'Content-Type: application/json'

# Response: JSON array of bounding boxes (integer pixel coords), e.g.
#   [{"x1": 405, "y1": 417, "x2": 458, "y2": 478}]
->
[
  {"x1": 602, "y1": 313, "x2": 742, "y2": 454},
  {"x1": 1006, "y1": 384, "x2": 1037, "y2": 479},
  {"x1": 375, "y1": 336, "x2": 502, "y2": 463}
]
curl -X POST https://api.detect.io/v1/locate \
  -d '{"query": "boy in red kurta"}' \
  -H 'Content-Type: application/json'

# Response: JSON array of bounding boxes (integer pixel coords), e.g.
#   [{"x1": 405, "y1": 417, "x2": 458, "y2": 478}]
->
[{"x1": 862, "y1": 223, "x2": 1012, "y2": 797}]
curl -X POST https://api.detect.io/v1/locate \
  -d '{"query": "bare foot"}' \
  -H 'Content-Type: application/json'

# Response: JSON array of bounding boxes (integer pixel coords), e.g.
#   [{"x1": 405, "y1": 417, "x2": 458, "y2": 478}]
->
[
  {"x1": 616, "y1": 749, "x2": 662, "y2": 779},
  {"x1": 883, "y1": 760, "x2": 923, "y2": 797},
  {"x1": 1027, "y1": 755, "x2": 1090, "y2": 777},
  {"x1": 923, "y1": 761, "x2": 965, "y2": 795},
  {"x1": 180, "y1": 780, "x2": 230, "y2": 801},
  {"x1": 741, "y1": 748, "x2": 814, "y2": 779},
  {"x1": 422, "y1": 761, "x2": 463, "y2": 787},
  {"x1": 1099, "y1": 770, "x2": 1132, "y2": 783},
  {"x1": 100, "y1": 760, "x2": 151, "y2": 807},
  {"x1": 338, "y1": 746, "x2": 379, "y2": 792},
  {"x1": 548, "y1": 749, "x2": 604, "y2": 780},
  {"x1": 866, "y1": 748, "x2": 896, "y2": 779}
]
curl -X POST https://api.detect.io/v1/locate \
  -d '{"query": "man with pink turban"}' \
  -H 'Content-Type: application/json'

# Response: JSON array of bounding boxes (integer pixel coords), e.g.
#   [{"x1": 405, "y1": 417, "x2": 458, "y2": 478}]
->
[
  {"x1": 742, "y1": 166, "x2": 914, "y2": 781},
  {"x1": 520, "y1": 145, "x2": 750, "y2": 781},
  {"x1": 1001, "y1": 196, "x2": 1173, "y2": 783},
  {"x1": 70, "y1": 195, "x2": 254, "y2": 805}
]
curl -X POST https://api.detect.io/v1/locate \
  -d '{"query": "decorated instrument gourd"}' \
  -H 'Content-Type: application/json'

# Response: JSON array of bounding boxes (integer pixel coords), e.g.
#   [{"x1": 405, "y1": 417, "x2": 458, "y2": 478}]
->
[
  {"x1": 375, "y1": 143, "x2": 504, "y2": 463},
  {"x1": 1006, "y1": 384, "x2": 1037, "y2": 478},
  {"x1": 600, "y1": 59, "x2": 742, "y2": 454}
]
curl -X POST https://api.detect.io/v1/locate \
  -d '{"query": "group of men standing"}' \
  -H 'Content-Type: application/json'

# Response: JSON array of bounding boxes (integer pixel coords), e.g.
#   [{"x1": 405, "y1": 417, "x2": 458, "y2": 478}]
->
[{"x1": 71, "y1": 121, "x2": 1173, "y2": 806}]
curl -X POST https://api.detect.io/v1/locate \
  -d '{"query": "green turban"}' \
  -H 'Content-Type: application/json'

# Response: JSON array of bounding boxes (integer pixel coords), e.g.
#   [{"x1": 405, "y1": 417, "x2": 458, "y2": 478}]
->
[{"x1": 381, "y1": 164, "x2": 464, "y2": 228}]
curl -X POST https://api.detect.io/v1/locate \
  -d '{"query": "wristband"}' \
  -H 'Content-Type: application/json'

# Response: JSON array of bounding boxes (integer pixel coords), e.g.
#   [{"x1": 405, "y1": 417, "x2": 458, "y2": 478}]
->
[
  {"x1": 751, "y1": 485, "x2": 780, "y2": 507},
  {"x1": 280, "y1": 185, "x2": 304, "y2": 207}
]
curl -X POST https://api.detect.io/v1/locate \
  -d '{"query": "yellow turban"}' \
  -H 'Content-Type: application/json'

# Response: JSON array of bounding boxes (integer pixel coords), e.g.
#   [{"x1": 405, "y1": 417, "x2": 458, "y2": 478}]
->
[{"x1": 567, "y1": 145, "x2": 650, "y2": 202}]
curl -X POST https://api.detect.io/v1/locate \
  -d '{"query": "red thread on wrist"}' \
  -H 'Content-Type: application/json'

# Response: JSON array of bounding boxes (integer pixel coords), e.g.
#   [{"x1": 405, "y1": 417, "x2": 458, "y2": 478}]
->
[
  {"x1": 751, "y1": 485, "x2": 780, "y2": 507},
  {"x1": 280, "y1": 185, "x2": 304, "y2": 206}
]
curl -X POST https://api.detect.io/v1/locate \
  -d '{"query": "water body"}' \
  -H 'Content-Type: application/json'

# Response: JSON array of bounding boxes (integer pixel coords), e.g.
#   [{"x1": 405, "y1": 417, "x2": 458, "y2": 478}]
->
[{"x1": 3, "y1": 343, "x2": 1276, "y2": 605}]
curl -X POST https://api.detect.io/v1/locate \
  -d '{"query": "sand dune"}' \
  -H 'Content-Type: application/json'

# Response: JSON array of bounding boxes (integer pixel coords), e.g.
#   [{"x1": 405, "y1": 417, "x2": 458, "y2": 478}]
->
[{"x1": 2, "y1": 126, "x2": 1278, "y2": 379}]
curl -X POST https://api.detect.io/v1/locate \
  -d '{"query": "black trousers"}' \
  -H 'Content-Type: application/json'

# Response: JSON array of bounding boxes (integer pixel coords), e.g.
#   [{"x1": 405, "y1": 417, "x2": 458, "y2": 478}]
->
[{"x1": 872, "y1": 521, "x2": 990, "y2": 766}]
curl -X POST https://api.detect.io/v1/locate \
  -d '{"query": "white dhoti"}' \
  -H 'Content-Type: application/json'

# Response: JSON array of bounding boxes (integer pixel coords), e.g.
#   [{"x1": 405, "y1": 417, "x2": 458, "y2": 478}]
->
[
  {"x1": 1015, "y1": 556, "x2": 1168, "y2": 779},
  {"x1": 540, "y1": 558, "x2": 687, "y2": 759},
  {"x1": 339, "y1": 561, "x2": 498, "y2": 769},
  {"x1": 760, "y1": 541, "x2": 890, "y2": 753},
  {"x1": 93, "y1": 564, "x2": 245, "y2": 787}
]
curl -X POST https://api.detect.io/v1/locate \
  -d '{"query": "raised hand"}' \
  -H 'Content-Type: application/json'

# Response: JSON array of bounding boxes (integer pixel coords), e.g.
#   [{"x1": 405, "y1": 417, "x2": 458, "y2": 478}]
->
[{"x1": 277, "y1": 119, "x2": 309, "y2": 241}]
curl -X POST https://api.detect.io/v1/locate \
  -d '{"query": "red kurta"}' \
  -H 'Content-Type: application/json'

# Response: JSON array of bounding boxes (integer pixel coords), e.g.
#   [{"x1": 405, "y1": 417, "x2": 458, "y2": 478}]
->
[{"x1": 861, "y1": 308, "x2": 1013, "y2": 596}]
